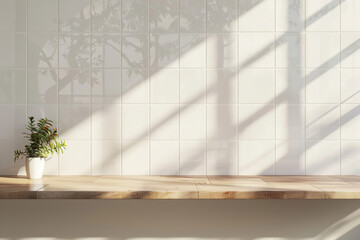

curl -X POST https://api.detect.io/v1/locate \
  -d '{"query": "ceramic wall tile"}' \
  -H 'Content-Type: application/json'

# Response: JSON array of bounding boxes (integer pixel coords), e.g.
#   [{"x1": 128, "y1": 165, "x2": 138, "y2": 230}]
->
[
  {"x1": 149, "y1": 0, "x2": 179, "y2": 32},
  {"x1": 180, "y1": 141, "x2": 206, "y2": 175},
  {"x1": 341, "y1": 141, "x2": 360, "y2": 175},
  {"x1": 150, "y1": 33, "x2": 179, "y2": 68},
  {"x1": 59, "y1": 0, "x2": 91, "y2": 32},
  {"x1": 341, "y1": 69, "x2": 360, "y2": 104},
  {"x1": 92, "y1": 34, "x2": 121, "y2": 68},
  {"x1": 122, "y1": 69, "x2": 149, "y2": 104},
  {"x1": 207, "y1": 0, "x2": 237, "y2": 32},
  {"x1": 341, "y1": 0, "x2": 360, "y2": 31},
  {"x1": 306, "y1": 104, "x2": 340, "y2": 141},
  {"x1": 92, "y1": 104, "x2": 121, "y2": 140},
  {"x1": 150, "y1": 141, "x2": 179, "y2": 175},
  {"x1": 0, "y1": 141, "x2": 27, "y2": 175},
  {"x1": 306, "y1": 33, "x2": 340, "y2": 68},
  {"x1": 0, "y1": 105, "x2": 26, "y2": 140},
  {"x1": 207, "y1": 34, "x2": 237, "y2": 68},
  {"x1": 92, "y1": 69, "x2": 122, "y2": 104},
  {"x1": 59, "y1": 34, "x2": 91, "y2": 68},
  {"x1": 122, "y1": 141, "x2": 149, "y2": 175},
  {"x1": 180, "y1": 0, "x2": 205, "y2": 32},
  {"x1": 28, "y1": 0, "x2": 58, "y2": 32},
  {"x1": 238, "y1": 69, "x2": 275, "y2": 104},
  {"x1": 306, "y1": 0, "x2": 340, "y2": 32},
  {"x1": 180, "y1": 104, "x2": 205, "y2": 140},
  {"x1": 207, "y1": 69, "x2": 236, "y2": 104},
  {"x1": 122, "y1": 104, "x2": 149, "y2": 140},
  {"x1": 238, "y1": 33, "x2": 274, "y2": 68},
  {"x1": 276, "y1": 0, "x2": 304, "y2": 32},
  {"x1": 0, "y1": 34, "x2": 26, "y2": 68},
  {"x1": 0, "y1": 0, "x2": 26, "y2": 32},
  {"x1": 28, "y1": 34, "x2": 58, "y2": 68},
  {"x1": 306, "y1": 69, "x2": 340, "y2": 104},
  {"x1": 341, "y1": 104, "x2": 360, "y2": 140},
  {"x1": 276, "y1": 141, "x2": 305, "y2": 175},
  {"x1": 180, "y1": 34, "x2": 206, "y2": 68},
  {"x1": 58, "y1": 104, "x2": 91, "y2": 140},
  {"x1": 122, "y1": 34, "x2": 148, "y2": 68},
  {"x1": 207, "y1": 141, "x2": 236, "y2": 175},
  {"x1": 0, "y1": 70, "x2": 26, "y2": 104},
  {"x1": 180, "y1": 69, "x2": 205, "y2": 104},
  {"x1": 276, "y1": 104, "x2": 305, "y2": 140},
  {"x1": 276, "y1": 34, "x2": 305, "y2": 68},
  {"x1": 28, "y1": 70, "x2": 58, "y2": 104},
  {"x1": 91, "y1": 141, "x2": 121, "y2": 175},
  {"x1": 341, "y1": 34, "x2": 360, "y2": 68},
  {"x1": 239, "y1": 0, "x2": 275, "y2": 31},
  {"x1": 59, "y1": 70, "x2": 90, "y2": 104},
  {"x1": 59, "y1": 140, "x2": 91, "y2": 175},
  {"x1": 207, "y1": 105, "x2": 236, "y2": 141},
  {"x1": 306, "y1": 141, "x2": 340, "y2": 175},
  {"x1": 150, "y1": 104, "x2": 179, "y2": 140},
  {"x1": 238, "y1": 104, "x2": 275, "y2": 140},
  {"x1": 150, "y1": 69, "x2": 179, "y2": 103},
  {"x1": 122, "y1": 0, "x2": 148, "y2": 32},
  {"x1": 238, "y1": 141, "x2": 275, "y2": 175},
  {"x1": 276, "y1": 69, "x2": 305, "y2": 104},
  {"x1": 92, "y1": 0, "x2": 121, "y2": 32}
]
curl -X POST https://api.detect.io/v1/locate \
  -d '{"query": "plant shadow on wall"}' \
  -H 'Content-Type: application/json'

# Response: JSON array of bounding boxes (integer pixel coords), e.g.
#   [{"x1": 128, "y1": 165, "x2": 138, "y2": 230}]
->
[
  {"x1": 3, "y1": 0, "x2": 360, "y2": 239},
  {"x1": 18, "y1": 0, "x2": 360, "y2": 177}
]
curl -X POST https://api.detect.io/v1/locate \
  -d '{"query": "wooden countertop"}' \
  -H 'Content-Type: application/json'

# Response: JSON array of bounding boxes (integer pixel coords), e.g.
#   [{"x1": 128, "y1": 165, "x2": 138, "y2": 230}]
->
[{"x1": 1, "y1": 175, "x2": 360, "y2": 199}]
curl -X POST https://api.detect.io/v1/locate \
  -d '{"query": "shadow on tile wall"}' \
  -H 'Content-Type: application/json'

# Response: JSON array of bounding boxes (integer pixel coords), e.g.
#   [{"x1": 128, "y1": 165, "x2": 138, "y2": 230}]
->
[{"x1": 0, "y1": 0, "x2": 360, "y2": 176}]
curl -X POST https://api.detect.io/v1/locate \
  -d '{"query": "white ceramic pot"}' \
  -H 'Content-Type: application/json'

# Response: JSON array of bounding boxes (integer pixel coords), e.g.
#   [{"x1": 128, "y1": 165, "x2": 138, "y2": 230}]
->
[{"x1": 25, "y1": 157, "x2": 45, "y2": 179}]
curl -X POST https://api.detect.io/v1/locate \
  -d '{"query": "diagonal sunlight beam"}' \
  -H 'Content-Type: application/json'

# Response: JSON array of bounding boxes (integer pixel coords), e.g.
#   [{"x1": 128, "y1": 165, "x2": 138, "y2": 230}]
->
[
  {"x1": 311, "y1": 208, "x2": 360, "y2": 240},
  {"x1": 90, "y1": 0, "x2": 353, "y2": 176},
  {"x1": 306, "y1": 90, "x2": 360, "y2": 128},
  {"x1": 307, "y1": 104, "x2": 360, "y2": 151},
  {"x1": 117, "y1": 34, "x2": 360, "y2": 175},
  {"x1": 305, "y1": 0, "x2": 346, "y2": 28},
  {"x1": 238, "y1": 0, "x2": 347, "y2": 70},
  {"x1": 183, "y1": 39, "x2": 360, "y2": 176}
]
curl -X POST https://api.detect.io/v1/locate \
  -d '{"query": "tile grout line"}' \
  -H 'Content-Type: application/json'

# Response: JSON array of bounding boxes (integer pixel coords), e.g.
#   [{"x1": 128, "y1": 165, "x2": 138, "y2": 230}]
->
[
  {"x1": 120, "y1": 0, "x2": 123, "y2": 176},
  {"x1": 236, "y1": 0, "x2": 239, "y2": 176},
  {"x1": 25, "y1": 0, "x2": 28, "y2": 174},
  {"x1": 178, "y1": 0, "x2": 181, "y2": 175},
  {"x1": 3, "y1": 66, "x2": 360, "y2": 70},
  {"x1": 57, "y1": 0, "x2": 60, "y2": 175},
  {"x1": 205, "y1": 0, "x2": 208, "y2": 175},
  {"x1": 7, "y1": 30, "x2": 360, "y2": 34},
  {"x1": 304, "y1": 0, "x2": 306, "y2": 176},
  {"x1": 119, "y1": 0, "x2": 122, "y2": 176},
  {"x1": 148, "y1": 0, "x2": 151, "y2": 176},
  {"x1": 4, "y1": 30, "x2": 360, "y2": 35},
  {"x1": 274, "y1": 0, "x2": 277, "y2": 176},
  {"x1": 4, "y1": 138, "x2": 356, "y2": 143},
  {"x1": 89, "y1": 0, "x2": 93, "y2": 176},
  {"x1": 3, "y1": 101, "x2": 359, "y2": 105},
  {"x1": 339, "y1": 0, "x2": 342, "y2": 176}
]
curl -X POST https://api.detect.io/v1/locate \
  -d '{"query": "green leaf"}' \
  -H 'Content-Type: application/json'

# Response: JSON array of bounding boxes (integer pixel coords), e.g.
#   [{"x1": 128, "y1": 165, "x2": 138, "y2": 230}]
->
[{"x1": 14, "y1": 117, "x2": 67, "y2": 161}]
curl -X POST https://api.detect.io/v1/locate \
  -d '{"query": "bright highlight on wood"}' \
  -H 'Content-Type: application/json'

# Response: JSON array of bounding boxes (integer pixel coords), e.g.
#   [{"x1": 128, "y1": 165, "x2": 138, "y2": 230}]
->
[{"x1": 1, "y1": 175, "x2": 360, "y2": 199}]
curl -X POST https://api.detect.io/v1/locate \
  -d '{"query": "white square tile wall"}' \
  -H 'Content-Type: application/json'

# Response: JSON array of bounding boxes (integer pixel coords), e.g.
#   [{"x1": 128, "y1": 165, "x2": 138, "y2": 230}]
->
[{"x1": 0, "y1": 0, "x2": 357, "y2": 176}]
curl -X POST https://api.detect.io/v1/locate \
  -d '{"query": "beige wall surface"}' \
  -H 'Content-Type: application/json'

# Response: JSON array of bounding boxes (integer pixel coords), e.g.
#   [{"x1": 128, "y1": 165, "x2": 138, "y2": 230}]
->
[{"x1": 1, "y1": 200, "x2": 360, "y2": 239}]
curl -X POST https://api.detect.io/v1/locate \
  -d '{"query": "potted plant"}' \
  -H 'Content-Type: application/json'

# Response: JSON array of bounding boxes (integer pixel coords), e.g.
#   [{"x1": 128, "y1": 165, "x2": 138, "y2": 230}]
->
[{"x1": 14, "y1": 117, "x2": 66, "y2": 179}]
